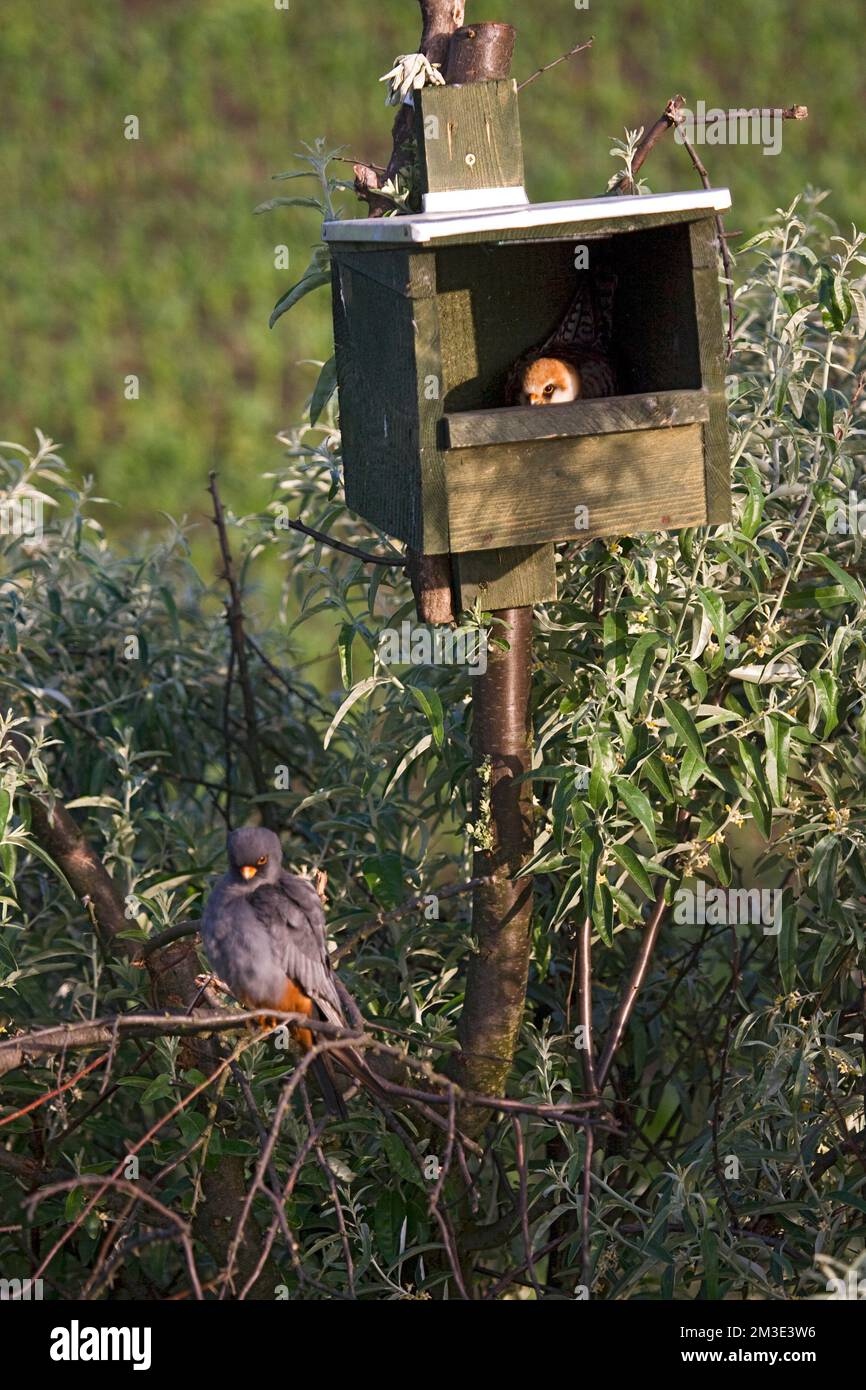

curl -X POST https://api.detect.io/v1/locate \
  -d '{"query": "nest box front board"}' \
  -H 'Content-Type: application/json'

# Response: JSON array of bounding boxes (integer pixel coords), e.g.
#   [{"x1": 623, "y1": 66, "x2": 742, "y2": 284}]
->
[{"x1": 325, "y1": 88, "x2": 732, "y2": 605}]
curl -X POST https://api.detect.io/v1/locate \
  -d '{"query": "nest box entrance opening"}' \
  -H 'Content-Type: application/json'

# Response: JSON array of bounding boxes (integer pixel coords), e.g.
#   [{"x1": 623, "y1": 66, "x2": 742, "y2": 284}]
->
[{"x1": 436, "y1": 220, "x2": 702, "y2": 415}]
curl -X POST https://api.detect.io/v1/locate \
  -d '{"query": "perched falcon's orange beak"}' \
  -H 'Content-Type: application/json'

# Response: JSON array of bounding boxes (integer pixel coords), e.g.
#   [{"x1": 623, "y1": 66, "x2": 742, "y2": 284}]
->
[{"x1": 239, "y1": 865, "x2": 257, "y2": 880}]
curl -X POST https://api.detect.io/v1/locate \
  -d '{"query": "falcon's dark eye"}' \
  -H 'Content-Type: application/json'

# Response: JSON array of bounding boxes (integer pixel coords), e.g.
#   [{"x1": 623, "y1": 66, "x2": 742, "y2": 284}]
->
[
  {"x1": 256, "y1": 855, "x2": 268, "y2": 866},
  {"x1": 543, "y1": 383, "x2": 555, "y2": 397}
]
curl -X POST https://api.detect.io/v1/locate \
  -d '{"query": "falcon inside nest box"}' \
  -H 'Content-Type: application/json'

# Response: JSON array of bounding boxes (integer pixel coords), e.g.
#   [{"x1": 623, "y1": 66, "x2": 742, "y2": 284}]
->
[{"x1": 324, "y1": 78, "x2": 732, "y2": 603}]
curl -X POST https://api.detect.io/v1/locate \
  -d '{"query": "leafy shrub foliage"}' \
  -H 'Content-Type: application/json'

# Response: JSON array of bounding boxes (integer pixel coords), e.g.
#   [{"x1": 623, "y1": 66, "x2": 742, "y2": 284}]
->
[{"x1": 1, "y1": 193, "x2": 865, "y2": 1299}]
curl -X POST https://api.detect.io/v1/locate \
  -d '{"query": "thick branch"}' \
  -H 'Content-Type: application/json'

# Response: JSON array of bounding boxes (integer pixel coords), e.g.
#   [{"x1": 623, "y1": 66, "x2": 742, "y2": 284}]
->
[
  {"x1": 407, "y1": 549, "x2": 458, "y2": 625},
  {"x1": 4, "y1": 731, "x2": 132, "y2": 957},
  {"x1": 333, "y1": 876, "x2": 487, "y2": 962},
  {"x1": 0, "y1": 1009, "x2": 608, "y2": 1127}
]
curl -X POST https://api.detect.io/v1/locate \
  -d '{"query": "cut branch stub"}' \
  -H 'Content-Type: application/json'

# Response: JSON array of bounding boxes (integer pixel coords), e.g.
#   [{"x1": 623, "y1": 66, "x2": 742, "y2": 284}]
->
[
  {"x1": 407, "y1": 548, "x2": 459, "y2": 625},
  {"x1": 444, "y1": 23, "x2": 516, "y2": 83}
]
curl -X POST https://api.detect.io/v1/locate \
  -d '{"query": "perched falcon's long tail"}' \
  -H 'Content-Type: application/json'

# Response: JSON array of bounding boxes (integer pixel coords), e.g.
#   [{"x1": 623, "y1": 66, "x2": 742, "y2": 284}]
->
[
  {"x1": 315, "y1": 993, "x2": 393, "y2": 1110},
  {"x1": 311, "y1": 1049, "x2": 348, "y2": 1120}
]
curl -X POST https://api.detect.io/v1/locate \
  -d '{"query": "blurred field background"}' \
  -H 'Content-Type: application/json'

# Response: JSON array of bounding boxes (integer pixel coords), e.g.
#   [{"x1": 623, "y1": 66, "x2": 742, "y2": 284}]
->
[{"x1": 1, "y1": 0, "x2": 864, "y2": 540}]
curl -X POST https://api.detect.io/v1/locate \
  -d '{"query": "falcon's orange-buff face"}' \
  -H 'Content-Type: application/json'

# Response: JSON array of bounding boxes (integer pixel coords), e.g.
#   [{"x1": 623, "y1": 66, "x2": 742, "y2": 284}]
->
[{"x1": 519, "y1": 357, "x2": 581, "y2": 406}]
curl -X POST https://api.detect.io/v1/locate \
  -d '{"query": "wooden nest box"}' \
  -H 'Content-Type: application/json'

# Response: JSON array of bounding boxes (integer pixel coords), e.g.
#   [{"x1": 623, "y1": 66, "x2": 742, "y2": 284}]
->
[{"x1": 325, "y1": 79, "x2": 732, "y2": 610}]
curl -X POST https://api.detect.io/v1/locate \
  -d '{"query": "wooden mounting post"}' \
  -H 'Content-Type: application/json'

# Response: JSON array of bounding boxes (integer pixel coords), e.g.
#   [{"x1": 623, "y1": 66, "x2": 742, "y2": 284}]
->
[
  {"x1": 409, "y1": 17, "x2": 536, "y2": 1117},
  {"x1": 458, "y1": 606, "x2": 534, "y2": 1119}
]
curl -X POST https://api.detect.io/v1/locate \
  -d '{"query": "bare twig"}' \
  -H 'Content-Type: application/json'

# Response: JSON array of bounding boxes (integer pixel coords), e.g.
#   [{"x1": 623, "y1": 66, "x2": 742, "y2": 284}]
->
[
  {"x1": 690, "y1": 105, "x2": 808, "y2": 124},
  {"x1": 222, "y1": 637, "x2": 236, "y2": 825},
  {"x1": 512, "y1": 1117, "x2": 544, "y2": 1297},
  {"x1": 595, "y1": 887, "x2": 670, "y2": 1090},
  {"x1": 208, "y1": 472, "x2": 272, "y2": 827},
  {"x1": 282, "y1": 514, "x2": 407, "y2": 568},
  {"x1": 26, "y1": 1040, "x2": 250, "y2": 1289},
  {"x1": 596, "y1": 809, "x2": 691, "y2": 1088},
  {"x1": 578, "y1": 913, "x2": 597, "y2": 1095},
  {"x1": 580, "y1": 1124, "x2": 595, "y2": 1292},
  {"x1": 25, "y1": 1176, "x2": 203, "y2": 1302},
  {"x1": 667, "y1": 105, "x2": 737, "y2": 356},
  {"x1": 0, "y1": 1009, "x2": 609, "y2": 1128},
  {"x1": 244, "y1": 630, "x2": 330, "y2": 717},
  {"x1": 302, "y1": 1083, "x2": 356, "y2": 1297},
  {"x1": 517, "y1": 37, "x2": 594, "y2": 92},
  {"x1": 0, "y1": 1050, "x2": 110, "y2": 1128},
  {"x1": 709, "y1": 924, "x2": 743, "y2": 1223}
]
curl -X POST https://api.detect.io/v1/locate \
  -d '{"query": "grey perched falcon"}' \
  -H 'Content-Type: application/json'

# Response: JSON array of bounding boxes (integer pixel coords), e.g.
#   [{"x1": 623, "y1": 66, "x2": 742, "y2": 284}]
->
[{"x1": 202, "y1": 827, "x2": 348, "y2": 1116}]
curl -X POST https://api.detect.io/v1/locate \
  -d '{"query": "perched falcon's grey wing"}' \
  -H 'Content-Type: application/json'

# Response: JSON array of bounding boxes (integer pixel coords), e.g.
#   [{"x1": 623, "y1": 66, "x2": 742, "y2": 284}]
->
[
  {"x1": 270, "y1": 875, "x2": 388, "y2": 1104},
  {"x1": 243, "y1": 872, "x2": 349, "y2": 1117},
  {"x1": 245, "y1": 872, "x2": 342, "y2": 1015}
]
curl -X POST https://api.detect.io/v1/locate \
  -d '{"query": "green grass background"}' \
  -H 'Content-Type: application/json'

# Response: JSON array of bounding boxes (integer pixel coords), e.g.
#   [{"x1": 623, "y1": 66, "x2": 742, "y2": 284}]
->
[{"x1": 1, "y1": 0, "x2": 863, "y2": 534}]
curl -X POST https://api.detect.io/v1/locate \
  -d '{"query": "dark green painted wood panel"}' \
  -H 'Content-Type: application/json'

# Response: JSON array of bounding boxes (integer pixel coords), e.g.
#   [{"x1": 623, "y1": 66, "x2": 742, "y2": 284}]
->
[
  {"x1": 331, "y1": 259, "x2": 423, "y2": 548},
  {"x1": 330, "y1": 247, "x2": 436, "y2": 299},
  {"x1": 690, "y1": 219, "x2": 732, "y2": 523},
  {"x1": 611, "y1": 223, "x2": 701, "y2": 394}
]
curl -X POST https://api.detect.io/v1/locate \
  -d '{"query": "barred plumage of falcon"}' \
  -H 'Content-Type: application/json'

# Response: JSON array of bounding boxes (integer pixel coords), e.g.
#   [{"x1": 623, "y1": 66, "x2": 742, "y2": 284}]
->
[
  {"x1": 202, "y1": 827, "x2": 351, "y2": 1116},
  {"x1": 507, "y1": 271, "x2": 618, "y2": 405}
]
